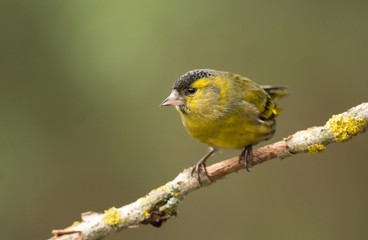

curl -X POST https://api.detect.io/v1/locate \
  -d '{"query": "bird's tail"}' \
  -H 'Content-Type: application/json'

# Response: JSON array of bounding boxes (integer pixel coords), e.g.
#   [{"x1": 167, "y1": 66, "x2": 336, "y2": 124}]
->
[
  {"x1": 260, "y1": 85, "x2": 288, "y2": 118},
  {"x1": 261, "y1": 85, "x2": 288, "y2": 100}
]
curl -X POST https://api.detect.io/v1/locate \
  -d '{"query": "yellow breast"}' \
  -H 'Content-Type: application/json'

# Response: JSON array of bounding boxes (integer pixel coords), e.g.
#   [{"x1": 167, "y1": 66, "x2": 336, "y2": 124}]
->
[{"x1": 180, "y1": 107, "x2": 275, "y2": 149}]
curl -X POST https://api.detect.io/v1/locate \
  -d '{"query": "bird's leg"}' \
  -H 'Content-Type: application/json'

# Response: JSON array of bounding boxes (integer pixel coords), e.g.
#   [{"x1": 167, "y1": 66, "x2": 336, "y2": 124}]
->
[
  {"x1": 239, "y1": 145, "x2": 253, "y2": 172},
  {"x1": 191, "y1": 147, "x2": 216, "y2": 183}
]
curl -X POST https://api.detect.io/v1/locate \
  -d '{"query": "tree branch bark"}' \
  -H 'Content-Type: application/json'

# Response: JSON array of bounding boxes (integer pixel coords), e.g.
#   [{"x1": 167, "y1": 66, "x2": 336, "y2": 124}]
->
[{"x1": 49, "y1": 103, "x2": 368, "y2": 240}]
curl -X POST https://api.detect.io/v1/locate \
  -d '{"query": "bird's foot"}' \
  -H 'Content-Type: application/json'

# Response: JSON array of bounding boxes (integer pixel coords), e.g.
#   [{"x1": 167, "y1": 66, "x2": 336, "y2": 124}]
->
[
  {"x1": 190, "y1": 147, "x2": 216, "y2": 185},
  {"x1": 191, "y1": 162, "x2": 209, "y2": 185},
  {"x1": 239, "y1": 145, "x2": 254, "y2": 171}
]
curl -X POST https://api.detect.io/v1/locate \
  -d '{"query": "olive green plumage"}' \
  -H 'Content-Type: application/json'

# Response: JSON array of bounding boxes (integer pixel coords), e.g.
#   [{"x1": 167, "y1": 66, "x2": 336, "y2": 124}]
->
[{"x1": 161, "y1": 69, "x2": 287, "y2": 178}]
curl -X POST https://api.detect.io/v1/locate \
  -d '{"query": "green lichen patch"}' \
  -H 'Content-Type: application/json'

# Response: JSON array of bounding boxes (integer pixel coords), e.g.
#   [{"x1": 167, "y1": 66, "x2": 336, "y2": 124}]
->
[
  {"x1": 158, "y1": 196, "x2": 181, "y2": 215},
  {"x1": 307, "y1": 144, "x2": 326, "y2": 154},
  {"x1": 327, "y1": 114, "x2": 367, "y2": 142},
  {"x1": 103, "y1": 207, "x2": 121, "y2": 225},
  {"x1": 140, "y1": 182, "x2": 184, "y2": 227}
]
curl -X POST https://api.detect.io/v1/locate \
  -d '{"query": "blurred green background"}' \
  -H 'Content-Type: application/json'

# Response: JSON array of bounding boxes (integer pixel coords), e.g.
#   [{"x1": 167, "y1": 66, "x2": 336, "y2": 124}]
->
[{"x1": 1, "y1": 0, "x2": 368, "y2": 239}]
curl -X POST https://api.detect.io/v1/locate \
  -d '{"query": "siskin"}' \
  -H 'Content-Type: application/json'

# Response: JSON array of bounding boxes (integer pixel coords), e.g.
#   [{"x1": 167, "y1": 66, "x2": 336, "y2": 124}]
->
[{"x1": 161, "y1": 69, "x2": 287, "y2": 181}]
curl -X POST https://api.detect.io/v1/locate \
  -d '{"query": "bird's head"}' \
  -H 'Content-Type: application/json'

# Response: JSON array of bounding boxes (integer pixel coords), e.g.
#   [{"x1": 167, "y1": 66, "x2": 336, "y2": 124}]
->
[{"x1": 161, "y1": 69, "x2": 232, "y2": 119}]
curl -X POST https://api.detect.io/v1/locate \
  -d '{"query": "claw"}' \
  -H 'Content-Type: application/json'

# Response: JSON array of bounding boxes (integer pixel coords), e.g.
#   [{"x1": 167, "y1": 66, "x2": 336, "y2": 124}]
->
[
  {"x1": 239, "y1": 145, "x2": 253, "y2": 171},
  {"x1": 191, "y1": 147, "x2": 216, "y2": 184},
  {"x1": 191, "y1": 162, "x2": 208, "y2": 183}
]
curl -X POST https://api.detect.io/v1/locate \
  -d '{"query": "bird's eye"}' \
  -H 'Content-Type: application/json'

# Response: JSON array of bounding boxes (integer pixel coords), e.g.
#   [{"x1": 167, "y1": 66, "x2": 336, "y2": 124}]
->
[{"x1": 186, "y1": 87, "x2": 197, "y2": 95}]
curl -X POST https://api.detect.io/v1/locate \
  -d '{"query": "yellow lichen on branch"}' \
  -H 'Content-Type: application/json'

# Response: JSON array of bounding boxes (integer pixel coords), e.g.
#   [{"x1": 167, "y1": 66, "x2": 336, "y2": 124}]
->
[
  {"x1": 307, "y1": 144, "x2": 326, "y2": 154},
  {"x1": 103, "y1": 207, "x2": 121, "y2": 225},
  {"x1": 327, "y1": 114, "x2": 367, "y2": 142}
]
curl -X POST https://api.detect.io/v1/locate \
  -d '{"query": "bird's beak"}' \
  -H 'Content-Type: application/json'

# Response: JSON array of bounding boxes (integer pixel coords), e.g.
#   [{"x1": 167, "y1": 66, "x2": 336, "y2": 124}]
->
[{"x1": 161, "y1": 90, "x2": 184, "y2": 106}]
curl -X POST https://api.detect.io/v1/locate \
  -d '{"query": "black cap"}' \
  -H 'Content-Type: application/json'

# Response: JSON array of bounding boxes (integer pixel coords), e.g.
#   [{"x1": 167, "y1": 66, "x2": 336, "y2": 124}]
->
[{"x1": 173, "y1": 69, "x2": 215, "y2": 90}]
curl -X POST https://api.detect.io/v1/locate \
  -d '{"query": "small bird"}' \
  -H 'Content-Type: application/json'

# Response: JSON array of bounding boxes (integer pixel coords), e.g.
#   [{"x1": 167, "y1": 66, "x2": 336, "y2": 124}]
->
[{"x1": 161, "y1": 69, "x2": 287, "y2": 181}]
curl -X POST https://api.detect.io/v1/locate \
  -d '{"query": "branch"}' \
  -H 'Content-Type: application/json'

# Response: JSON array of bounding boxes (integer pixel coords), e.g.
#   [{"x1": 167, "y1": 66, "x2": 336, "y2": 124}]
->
[{"x1": 50, "y1": 103, "x2": 368, "y2": 240}]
